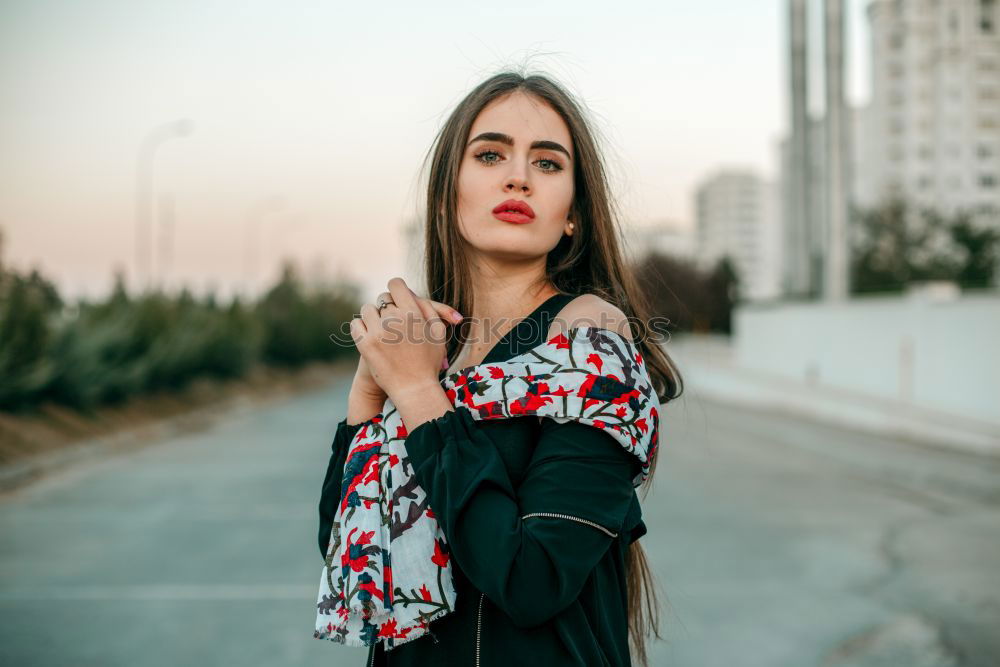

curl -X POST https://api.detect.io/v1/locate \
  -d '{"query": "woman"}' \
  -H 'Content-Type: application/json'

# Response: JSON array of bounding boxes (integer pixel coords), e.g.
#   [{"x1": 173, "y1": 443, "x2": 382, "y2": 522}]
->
[{"x1": 317, "y1": 71, "x2": 683, "y2": 666}]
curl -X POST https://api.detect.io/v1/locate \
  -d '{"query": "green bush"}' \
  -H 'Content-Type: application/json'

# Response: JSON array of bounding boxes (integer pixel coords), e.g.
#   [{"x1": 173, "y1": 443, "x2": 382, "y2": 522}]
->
[{"x1": 0, "y1": 260, "x2": 359, "y2": 413}]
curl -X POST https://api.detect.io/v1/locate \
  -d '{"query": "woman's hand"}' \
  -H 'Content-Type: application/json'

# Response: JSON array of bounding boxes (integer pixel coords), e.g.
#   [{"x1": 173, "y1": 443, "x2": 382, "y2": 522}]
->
[{"x1": 350, "y1": 277, "x2": 462, "y2": 401}]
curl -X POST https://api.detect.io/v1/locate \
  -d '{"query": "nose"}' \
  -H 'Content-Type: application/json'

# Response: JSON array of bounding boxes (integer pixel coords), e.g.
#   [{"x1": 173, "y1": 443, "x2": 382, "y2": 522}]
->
[
  {"x1": 504, "y1": 164, "x2": 530, "y2": 194},
  {"x1": 505, "y1": 177, "x2": 529, "y2": 193}
]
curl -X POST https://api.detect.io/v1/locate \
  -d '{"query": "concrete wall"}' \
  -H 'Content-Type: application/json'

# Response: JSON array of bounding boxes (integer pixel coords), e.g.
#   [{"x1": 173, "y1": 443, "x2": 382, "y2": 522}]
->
[{"x1": 733, "y1": 289, "x2": 1000, "y2": 427}]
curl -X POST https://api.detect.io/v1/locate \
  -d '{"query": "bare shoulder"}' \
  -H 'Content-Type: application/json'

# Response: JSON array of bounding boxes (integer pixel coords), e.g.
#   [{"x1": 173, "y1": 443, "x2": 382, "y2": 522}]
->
[{"x1": 546, "y1": 293, "x2": 634, "y2": 342}]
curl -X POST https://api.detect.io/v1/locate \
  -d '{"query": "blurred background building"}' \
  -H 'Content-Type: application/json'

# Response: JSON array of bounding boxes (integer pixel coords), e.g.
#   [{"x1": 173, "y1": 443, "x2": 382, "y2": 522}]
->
[
  {"x1": 694, "y1": 169, "x2": 781, "y2": 302},
  {"x1": 858, "y1": 0, "x2": 1000, "y2": 218}
]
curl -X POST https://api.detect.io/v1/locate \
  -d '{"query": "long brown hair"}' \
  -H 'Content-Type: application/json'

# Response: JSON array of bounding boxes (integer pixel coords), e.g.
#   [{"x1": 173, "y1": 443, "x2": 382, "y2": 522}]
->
[{"x1": 419, "y1": 69, "x2": 684, "y2": 666}]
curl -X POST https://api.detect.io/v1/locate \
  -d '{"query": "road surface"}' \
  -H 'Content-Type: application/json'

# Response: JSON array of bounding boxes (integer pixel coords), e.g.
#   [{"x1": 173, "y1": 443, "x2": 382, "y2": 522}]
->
[{"x1": 2, "y1": 374, "x2": 998, "y2": 666}]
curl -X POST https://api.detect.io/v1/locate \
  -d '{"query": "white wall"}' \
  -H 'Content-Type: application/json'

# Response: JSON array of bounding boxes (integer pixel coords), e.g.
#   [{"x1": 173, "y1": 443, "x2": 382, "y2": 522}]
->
[{"x1": 733, "y1": 290, "x2": 1000, "y2": 426}]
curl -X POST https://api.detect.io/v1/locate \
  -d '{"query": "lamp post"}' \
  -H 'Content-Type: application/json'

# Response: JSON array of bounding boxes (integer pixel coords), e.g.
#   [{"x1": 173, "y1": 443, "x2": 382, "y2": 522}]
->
[
  {"x1": 244, "y1": 194, "x2": 287, "y2": 296},
  {"x1": 134, "y1": 118, "x2": 194, "y2": 292}
]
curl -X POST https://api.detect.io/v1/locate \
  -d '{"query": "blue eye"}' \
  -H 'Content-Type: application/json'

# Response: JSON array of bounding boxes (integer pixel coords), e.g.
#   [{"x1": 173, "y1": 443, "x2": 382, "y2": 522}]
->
[
  {"x1": 473, "y1": 149, "x2": 503, "y2": 165},
  {"x1": 472, "y1": 149, "x2": 564, "y2": 173}
]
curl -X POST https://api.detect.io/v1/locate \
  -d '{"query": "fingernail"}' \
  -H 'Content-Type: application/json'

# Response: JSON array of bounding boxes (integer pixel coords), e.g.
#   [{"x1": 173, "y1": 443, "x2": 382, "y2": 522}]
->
[{"x1": 451, "y1": 311, "x2": 463, "y2": 323}]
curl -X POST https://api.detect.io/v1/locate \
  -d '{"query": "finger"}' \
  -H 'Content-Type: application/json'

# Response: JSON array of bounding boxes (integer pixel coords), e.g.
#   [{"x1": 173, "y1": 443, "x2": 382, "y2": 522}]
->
[
  {"x1": 358, "y1": 303, "x2": 381, "y2": 340},
  {"x1": 408, "y1": 289, "x2": 439, "y2": 324},
  {"x1": 376, "y1": 291, "x2": 400, "y2": 310},
  {"x1": 349, "y1": 316, "x2": 368, "y2": 348},
  {"x1": 387, "y1": 277, "x2": 420, "y2": 317},
  {"x1": 427, "y1": 299, "x2": 463, "y2": 324}
]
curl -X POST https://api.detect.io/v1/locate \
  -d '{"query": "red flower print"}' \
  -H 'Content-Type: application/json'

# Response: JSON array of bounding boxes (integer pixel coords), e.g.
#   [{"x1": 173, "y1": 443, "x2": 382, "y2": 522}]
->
[
  {"x1": 510, "y1": 392, "x2": 553, "y2": 414},
  {"x1": 356, "y1": 530, "x2": 374, "y2": 546},
  {"x1": 446, "y1": 388, "x2": 457, "y2": 403},
  {"x1": 593, "y1": 419, "x2": 606, "y2": 429},
  {"x1": 471, "y1": 372, "x2": 483, "y2": 381},
  {"x1": 389, "y1": 454, "x2": 399, "y2": 466},
  {"x1": 550, "y1": 385, "x2": 571, "y2": 397},
  {"x1": 359, "y1": 578, "x2": 384, "y2": 602},
  {"x1": 432, "y1": 538, "x2": 450, "y2": 567},
  {"x1": 396, "y1": 424, "x2": 408, "y2": 438},
  {"x1": 341, "y1": 550, "x2": 368, "y2": 573},
  {"x1": 419, "y1": 584, "x2": 432, "y2": 602},
  {"x1": 425, "y1": 507, "x2": 435, "y2": 518},
  {"x1": 635, "y1": 351, "x2": 643, "y2": 365},
  {"x1": 378, "y1": 619, "x2": 398, "y2": 638},
  {"x1": 616, "y1": 406, "x2": 627, "y2": 417},
  {"x1": 362, "y1": 459, "x2": 379, "y2": 485},
  {"x1": 547, "y1": 333, "x2": 571, "y2": 349},
  {"x1": 488, "y1": 366, "x2": 504, "y2": 379},
  {"x1": 635, "y1": 418, "x2": 648, "y2": 433},
  {"x1": 583, "y1": 398, "x2": 601, "y2": 410},
  {"x1": 587, "y1": 353, "x2": 603, "y2": 373},
  {"x1": 611, "y1": 389, "x2": 640, "y2": 405}
]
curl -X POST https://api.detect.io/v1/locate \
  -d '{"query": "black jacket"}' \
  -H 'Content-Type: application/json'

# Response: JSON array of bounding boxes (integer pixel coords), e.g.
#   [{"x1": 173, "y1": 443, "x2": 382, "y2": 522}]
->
[{"x1": 317, "y1": 293, "x2": 648, "y2": 666}]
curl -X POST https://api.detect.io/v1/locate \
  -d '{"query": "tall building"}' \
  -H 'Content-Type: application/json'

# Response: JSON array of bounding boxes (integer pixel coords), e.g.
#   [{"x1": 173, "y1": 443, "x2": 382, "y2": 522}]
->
[
  {"x1": 695, "y1": 169, "x2": 781, "y2": 302},
  {"x1": 862, "y1": 0, "x2": 1000, "y2": 219}
]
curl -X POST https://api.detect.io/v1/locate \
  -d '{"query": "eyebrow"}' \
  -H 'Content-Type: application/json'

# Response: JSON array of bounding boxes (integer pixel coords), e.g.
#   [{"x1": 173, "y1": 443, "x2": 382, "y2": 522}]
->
[{"x1": 467, "y1": 131, "x2": 573, "y2": 161}]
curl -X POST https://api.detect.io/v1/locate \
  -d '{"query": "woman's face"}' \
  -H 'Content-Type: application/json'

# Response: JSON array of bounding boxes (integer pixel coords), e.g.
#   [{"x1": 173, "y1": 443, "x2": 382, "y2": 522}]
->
[{"x1": 456, "y1": 91, "x2": 575, "y2": 264}]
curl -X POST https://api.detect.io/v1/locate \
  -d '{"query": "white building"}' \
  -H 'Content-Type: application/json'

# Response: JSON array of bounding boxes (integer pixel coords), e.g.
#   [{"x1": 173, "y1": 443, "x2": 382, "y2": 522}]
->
[
  {"x1": 695, "y1": 169, "x2": 781, "y2": 302},
  {"x1": 861, "y1": 0, "x2": 1000, "y2": 219}
]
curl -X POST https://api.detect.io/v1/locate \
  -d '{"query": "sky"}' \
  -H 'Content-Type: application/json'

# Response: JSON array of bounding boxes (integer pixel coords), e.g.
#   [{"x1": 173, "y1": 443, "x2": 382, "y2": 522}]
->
[{"x1": 0, "y1": 0, "x2": 872, "y2": 302}]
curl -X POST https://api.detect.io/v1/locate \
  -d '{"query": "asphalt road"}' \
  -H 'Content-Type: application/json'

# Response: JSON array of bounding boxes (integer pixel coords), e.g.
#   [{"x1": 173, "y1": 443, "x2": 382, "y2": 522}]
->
[{"x1": 2, "y1": 374, "x2": 998, "y2": 666}]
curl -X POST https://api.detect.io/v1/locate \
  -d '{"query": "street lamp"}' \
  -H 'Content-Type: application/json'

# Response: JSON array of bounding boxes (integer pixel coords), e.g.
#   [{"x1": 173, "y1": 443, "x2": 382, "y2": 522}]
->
[
  {"x1": 244, "y1": 194, "x2": 287, "y2": 296},
  {"x1": 134, "y1": 118, "x2": 194, "y2": 292}
]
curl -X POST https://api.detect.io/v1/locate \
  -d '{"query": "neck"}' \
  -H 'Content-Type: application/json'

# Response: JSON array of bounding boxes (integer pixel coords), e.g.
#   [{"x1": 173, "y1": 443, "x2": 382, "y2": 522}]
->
[{"x1": 452, "y1": 254, "x2": 560, "y2": 360}]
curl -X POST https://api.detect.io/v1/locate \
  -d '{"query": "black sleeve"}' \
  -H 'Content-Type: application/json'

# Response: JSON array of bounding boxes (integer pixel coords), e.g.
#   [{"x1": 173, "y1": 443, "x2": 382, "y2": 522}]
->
[
  {"x1": 318, "y1": 418, "x2": 363, "y2": 558},
  {"x1": 404, "y1": 408, "x2": 636, "y2": 628}
]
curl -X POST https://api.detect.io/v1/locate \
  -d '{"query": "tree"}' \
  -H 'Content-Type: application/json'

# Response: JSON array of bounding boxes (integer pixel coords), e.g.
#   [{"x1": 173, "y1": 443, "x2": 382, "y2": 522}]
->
[{"x1": 850, "y1": 197, "x2": 1000, "y2": 293}]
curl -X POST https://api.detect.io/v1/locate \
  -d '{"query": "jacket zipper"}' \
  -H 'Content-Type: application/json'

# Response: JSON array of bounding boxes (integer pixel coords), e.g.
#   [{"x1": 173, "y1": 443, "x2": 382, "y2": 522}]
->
[
  {"x1": 475, "y1": 591, "x2": 485, "y2": 666},
  {"x1": 521, "y1": 512, "x2": 619, "y2": 538},
  {"x1": 368, "y1": 640, "x2": 375, "y2": 667},
  {"x1": 472, "y1": 514, "x2": 616, "y2": 665}
]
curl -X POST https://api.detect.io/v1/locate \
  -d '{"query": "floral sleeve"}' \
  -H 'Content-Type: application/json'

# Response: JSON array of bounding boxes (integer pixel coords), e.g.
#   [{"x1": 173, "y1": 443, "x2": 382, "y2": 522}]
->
[{"x1": 403, "y1": 407, "x2": 637, "y2": 628}]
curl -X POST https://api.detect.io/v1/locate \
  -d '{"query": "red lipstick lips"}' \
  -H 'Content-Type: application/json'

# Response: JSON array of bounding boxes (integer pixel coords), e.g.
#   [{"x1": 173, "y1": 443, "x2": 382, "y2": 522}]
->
[{"x1": 492, "y1": 199, "x2": 535, "y2": 224}]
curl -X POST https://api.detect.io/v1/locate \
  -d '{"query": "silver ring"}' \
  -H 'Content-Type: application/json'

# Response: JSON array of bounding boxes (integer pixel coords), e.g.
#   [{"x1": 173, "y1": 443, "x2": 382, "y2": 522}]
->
[{"x1": 376, "y1": 295, "x2": 395, "y2": 314}]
